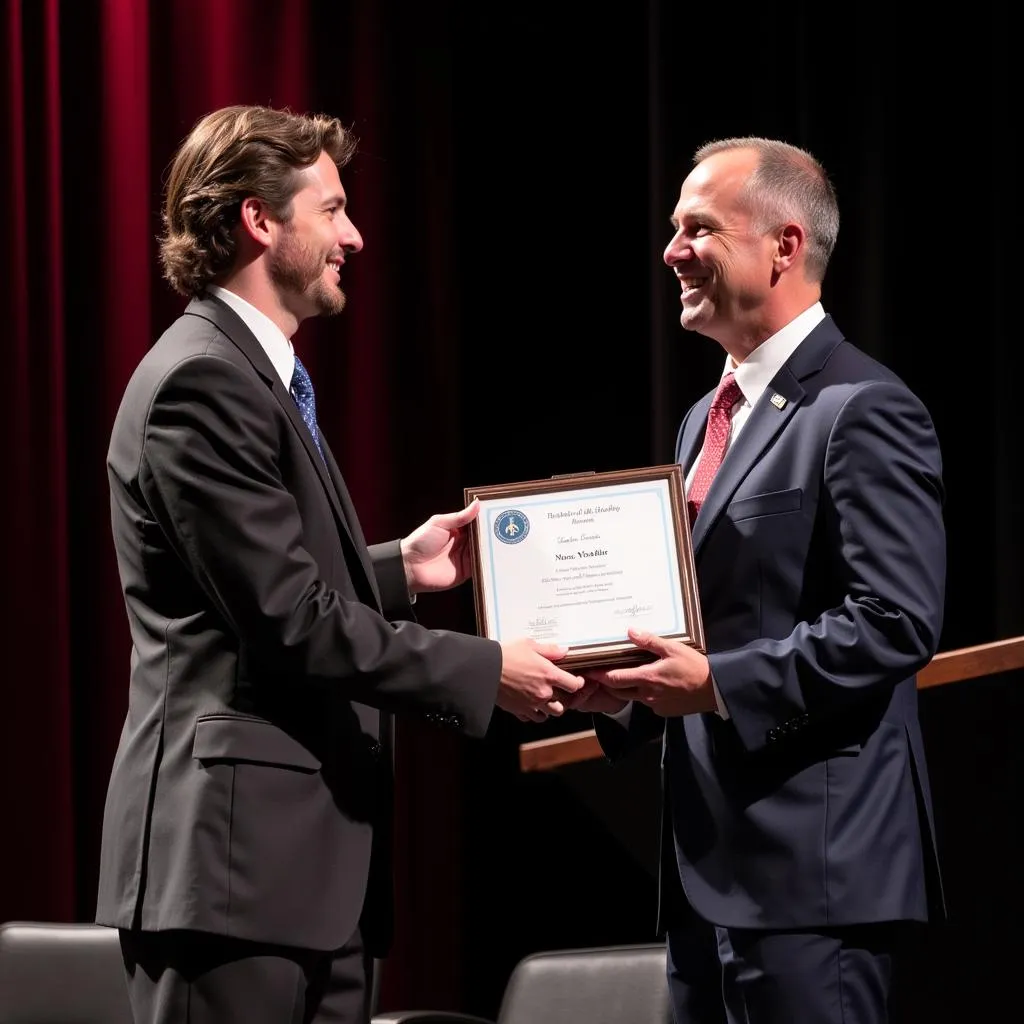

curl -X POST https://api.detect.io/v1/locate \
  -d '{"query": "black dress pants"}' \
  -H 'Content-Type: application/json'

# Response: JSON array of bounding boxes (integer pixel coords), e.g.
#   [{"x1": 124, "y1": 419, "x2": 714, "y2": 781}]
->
[
  {"x1": 119, "y1": 926, "x2": 372, "y2": 1024},
  {"x1": 667, "y1": 909, "x2": 903, "y2": 1024}
]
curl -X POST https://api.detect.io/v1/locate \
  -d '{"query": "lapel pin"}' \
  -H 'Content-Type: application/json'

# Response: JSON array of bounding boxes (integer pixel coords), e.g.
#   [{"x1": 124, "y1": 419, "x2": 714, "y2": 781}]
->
[{"x1": 769, "y1": 392, "x2": 787, "y2": 410}]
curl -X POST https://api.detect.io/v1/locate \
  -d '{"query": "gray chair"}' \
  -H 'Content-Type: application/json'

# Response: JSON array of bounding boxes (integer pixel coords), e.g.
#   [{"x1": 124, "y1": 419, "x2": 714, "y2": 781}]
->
[
  {"x1": 0, "y1": 921, "x2": 133, "y2": 1023},
  {"x1": 373, "y1": 941, "x2": 671, "y2": 1024}
]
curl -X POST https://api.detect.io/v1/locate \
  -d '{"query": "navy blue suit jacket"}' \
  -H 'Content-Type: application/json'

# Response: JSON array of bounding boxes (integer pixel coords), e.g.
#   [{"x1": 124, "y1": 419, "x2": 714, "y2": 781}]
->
[{"x1": 596, "y1": 315, "x2": 946, "y2": 931}]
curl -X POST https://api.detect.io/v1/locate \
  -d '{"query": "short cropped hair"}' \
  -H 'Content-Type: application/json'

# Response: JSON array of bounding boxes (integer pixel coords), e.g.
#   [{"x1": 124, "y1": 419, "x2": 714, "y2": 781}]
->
[
  {"x1": 159, "y1": 104, "x2": 357, "y2": 297},
  {"x1": 694, "y1": 136, "x2": 839, "y2": 282}
]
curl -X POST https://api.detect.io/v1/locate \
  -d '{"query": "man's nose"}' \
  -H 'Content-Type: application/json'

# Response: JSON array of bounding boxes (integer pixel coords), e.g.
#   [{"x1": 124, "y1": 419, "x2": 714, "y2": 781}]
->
[
  {"x1": 663, "y1": 235, "x2": 691, "y2": 267},
  {"x1": 341, "y1": 218, "x2": 364, "y2": 254}
]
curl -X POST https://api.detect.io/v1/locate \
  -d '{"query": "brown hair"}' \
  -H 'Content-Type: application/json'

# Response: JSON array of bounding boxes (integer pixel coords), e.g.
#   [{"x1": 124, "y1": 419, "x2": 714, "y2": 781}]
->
[{"x1": 159, "y1": 105, "x2": 357, "y2": 297}]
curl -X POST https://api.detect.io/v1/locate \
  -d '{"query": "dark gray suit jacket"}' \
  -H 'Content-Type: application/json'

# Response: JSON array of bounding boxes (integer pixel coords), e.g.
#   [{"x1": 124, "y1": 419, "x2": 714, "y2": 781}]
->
[
  {"x1": 96, "y1": 294, "x2": 501, "y2": 955},
  {"x1": 597, "y1": 315, "x2": 946, "y2": 932}
]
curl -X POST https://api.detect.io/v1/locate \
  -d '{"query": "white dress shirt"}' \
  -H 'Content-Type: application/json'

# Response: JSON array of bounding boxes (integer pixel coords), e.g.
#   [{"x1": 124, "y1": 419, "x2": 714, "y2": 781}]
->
[
  {"x1": 208, "y1": 285, "x2": 296, "y2": 389},
  {"x1": 685, "y1": 302, "x2": 825, "y2": 492}
]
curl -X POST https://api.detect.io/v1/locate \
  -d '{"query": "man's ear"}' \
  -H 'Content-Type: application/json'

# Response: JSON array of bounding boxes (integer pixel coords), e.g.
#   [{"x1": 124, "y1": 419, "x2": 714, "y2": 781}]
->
[
  {"x1": 238, "y1": 196, "x2": 275, "y2": 250},
  {"x1": 774, "y1": 223, "x2": 804, "y2": 272}
]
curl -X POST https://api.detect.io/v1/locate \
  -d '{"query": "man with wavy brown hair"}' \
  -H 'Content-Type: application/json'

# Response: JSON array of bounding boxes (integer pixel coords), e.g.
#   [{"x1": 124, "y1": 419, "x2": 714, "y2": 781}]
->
[{"x1": 96, "y1": 104, "x2": 582, "y2": 1024}]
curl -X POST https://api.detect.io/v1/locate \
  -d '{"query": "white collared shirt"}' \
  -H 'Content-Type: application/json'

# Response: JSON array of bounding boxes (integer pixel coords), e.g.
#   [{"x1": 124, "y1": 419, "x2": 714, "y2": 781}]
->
[
  {"x1": 208, "y1": 285, "x2": 296, "y2": 390},
  {"x1": 685, "y1": 302, "x2": 825, "y2": 491}
]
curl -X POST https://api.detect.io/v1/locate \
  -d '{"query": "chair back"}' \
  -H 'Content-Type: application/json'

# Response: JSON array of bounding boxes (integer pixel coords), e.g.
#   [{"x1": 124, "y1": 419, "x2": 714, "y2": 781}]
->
[
  {"x1": 0, "y1": 921, "x2": 133, "y2": 1024},
  {"x1": 496, "y1": 942, "x2": 670, "y2": 1024}
]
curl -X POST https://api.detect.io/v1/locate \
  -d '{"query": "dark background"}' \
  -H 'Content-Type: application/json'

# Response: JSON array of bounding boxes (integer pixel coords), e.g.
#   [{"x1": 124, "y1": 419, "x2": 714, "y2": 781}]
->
[{"x1": 2, "y1": 2, "x2": 1020, "y2": 1020}]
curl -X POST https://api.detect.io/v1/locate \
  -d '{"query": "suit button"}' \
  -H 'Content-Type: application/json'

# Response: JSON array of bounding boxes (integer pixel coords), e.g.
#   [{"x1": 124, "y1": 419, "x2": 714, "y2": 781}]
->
[{"x1": 367, "y1": 740, "x2": 382, "y2": 758}]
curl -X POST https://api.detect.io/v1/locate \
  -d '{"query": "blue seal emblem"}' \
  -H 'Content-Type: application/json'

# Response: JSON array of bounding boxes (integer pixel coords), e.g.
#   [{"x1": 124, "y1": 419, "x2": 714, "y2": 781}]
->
[{"x1": 494, "y1": 509, "x2": 530, "y2": 545}]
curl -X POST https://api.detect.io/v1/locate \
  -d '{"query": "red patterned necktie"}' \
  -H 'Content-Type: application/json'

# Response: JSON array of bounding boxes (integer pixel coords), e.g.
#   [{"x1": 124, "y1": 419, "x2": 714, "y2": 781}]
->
[{"x1": 687, "y1": 372, "x2": 743, "y2": 523}]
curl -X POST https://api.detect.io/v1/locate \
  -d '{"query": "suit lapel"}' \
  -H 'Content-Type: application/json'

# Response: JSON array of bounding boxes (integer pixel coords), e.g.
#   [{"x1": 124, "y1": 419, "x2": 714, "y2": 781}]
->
[
  {"x1": 184, "y1": 295, "x2": 379, "y2": 606},
  {"x1": 689, "y1": 368, "x2": 803, "y2": 550},
  {"x1": 322, "y1": 445, "x2": 381, "y2": 606},
  {"x1": 687, "y1": 317, "x2": 845, "y2": 551},
  {"x1": 274, "y1": 383, "x2": 381, "y2": 608}
]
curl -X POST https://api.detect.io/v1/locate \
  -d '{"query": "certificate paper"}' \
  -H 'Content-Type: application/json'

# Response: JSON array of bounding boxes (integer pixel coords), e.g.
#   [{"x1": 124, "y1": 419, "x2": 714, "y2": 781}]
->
[{"x1": 464, "y1": 466, "x2": 704, "y2": 669}]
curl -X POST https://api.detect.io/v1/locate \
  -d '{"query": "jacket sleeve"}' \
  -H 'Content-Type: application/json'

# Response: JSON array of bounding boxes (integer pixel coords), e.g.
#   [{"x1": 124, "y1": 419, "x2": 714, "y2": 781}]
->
[
  {"x1": 369, "y1": 541, "x2": 416, "y2": 622},
  {"x1": 135, "y1": 352, "x2": 501, "y2": 737},
  {"x1": 709, "y1": 379, "x2": 945, "y2": 754}
]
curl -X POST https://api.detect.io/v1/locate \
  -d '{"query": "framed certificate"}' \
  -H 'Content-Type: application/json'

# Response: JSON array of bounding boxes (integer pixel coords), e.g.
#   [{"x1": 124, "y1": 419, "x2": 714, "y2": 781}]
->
[{"x1": 463, "y1": 465, "x2": 704, "y2": 669}]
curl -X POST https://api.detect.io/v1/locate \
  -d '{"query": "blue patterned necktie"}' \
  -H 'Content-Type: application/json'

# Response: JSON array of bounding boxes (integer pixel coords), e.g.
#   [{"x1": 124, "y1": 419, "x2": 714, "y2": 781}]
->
[{"x1": 290, "y1": 355, "x2": 325, "y2": 462}]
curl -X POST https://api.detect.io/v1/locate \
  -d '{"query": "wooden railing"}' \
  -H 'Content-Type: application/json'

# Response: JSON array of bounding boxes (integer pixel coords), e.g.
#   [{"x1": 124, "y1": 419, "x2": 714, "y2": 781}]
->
[{"x1": 519, "y1": 635, "x2": 1024, "y2": 773}]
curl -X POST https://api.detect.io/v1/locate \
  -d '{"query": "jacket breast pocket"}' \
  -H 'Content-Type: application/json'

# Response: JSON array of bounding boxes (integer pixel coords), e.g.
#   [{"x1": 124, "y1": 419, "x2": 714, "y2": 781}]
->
[
  {"x1": 191, "y1": 715, "x2": 321, "y2": 774},
  {"x1": 728, "y1": 487, "x2": 802, "y2": 523}
]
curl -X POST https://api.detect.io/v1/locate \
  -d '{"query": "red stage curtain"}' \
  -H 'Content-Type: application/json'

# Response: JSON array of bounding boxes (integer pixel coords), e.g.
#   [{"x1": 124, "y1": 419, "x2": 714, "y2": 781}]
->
[{"x1": 1, "y1": 0, "x2": 75, "y2": 923}]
